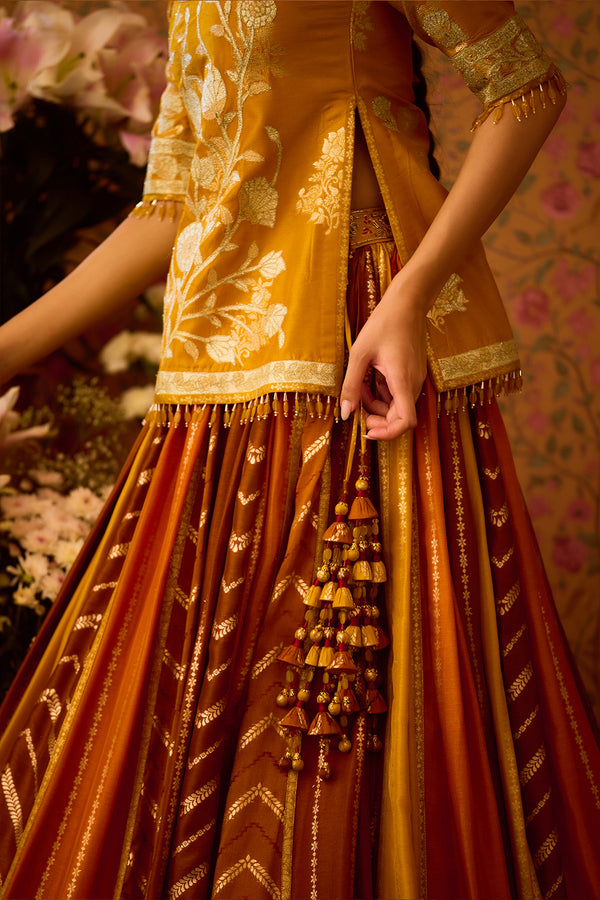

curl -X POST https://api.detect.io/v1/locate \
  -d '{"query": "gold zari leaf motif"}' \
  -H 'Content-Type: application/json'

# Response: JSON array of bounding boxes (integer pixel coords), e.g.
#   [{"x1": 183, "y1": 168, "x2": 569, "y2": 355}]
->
[{"x1": 297, "y1": 128, "x2": 345, "y2": 234}]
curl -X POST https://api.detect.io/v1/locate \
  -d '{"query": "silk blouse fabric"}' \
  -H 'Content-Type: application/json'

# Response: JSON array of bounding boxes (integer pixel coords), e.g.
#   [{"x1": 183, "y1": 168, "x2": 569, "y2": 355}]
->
[{"x1": 140, "y1": 1, "x2": 563, "y2": 407}]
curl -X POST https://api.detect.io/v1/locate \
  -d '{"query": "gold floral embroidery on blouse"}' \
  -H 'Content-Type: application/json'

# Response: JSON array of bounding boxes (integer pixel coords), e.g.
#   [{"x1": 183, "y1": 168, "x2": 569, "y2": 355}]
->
[
  {"x1": 351, "y1": 2, "x2": 374, "y2": 51},
  {"x1": 427, "y1": 273, "x2": 468, "y2": 332},
  {"x1": 372, "y1": 96, "x2": 422, "y2": 137},
  {"x1": 144, "y1": 62, "x2": 196, "y2": 200},
  {"x1": 416, "y1": 6, "x2": 467, "y2": 51},
  {"x1": 162, "y1": 2, "x2": 288, "y2": 367},
  {"x1": 296, "y1": 127, "x2": 346, "y2": 234}
]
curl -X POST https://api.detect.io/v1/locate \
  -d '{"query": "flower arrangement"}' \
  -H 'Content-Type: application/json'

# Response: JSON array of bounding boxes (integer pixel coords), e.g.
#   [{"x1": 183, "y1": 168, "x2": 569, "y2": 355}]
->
[
  {"x1": 0, "y1": 308, "x2": 162, "y2": 698},
  {"x1": 0, "y1": 0, "x2": 168, "y2": 163}
]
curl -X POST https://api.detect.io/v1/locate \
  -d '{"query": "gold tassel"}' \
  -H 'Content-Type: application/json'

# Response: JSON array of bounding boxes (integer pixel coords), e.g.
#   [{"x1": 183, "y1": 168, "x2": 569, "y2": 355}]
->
[
  {"x1": 318, "y1": 644, "x2": 335, "y2": 668},
  {"x1": 361, "y1": 624, "x2": 379, "y2": 648},
  {"x1": 326, "y1": 649, "x2": 357, "y2": 675},
  {"x1": 344, "y1": 624, "x2": 363, "y2": 648},
  {"x1": 370, "y1": 552, "x2": 387, "y2": 583},
  {"x1": 305, "y1": 644, "x2": 321, "y2": 667}
]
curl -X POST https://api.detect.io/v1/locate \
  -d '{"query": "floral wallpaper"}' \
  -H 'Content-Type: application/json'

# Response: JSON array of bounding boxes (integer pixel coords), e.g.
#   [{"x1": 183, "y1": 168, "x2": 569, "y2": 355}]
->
[{"x1": 422, "y1": 1, "x2": 600, "y2": 714}]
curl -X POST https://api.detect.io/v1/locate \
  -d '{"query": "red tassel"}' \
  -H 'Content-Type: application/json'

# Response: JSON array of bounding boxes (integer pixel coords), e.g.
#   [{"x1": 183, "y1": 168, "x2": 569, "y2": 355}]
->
[
  {"x1": 374, "y1": 626, "x2": 390, "y2": 651},
  {"x1": 341, "y1": 687, "x2": 361, "y2": 714},
  {"x1": 277, "y1": 641, "x2": 305, "y2": 668},
  {"x1": 280, "y1": 704, "x2": 309, "y2": 731},
  {"x1": 322, "y1": 520, "x2": 353, "y2": 543},
  {"x1": 366, "y1": 686, "x2": 387, "y2": 715},
  {"x1": 308, "y1": 708, "x2": 342, "y2": 736}
]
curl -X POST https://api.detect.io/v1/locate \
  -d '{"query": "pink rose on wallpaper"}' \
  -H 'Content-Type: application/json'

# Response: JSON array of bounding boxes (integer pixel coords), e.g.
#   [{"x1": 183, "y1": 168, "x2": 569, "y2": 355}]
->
[
  {"x1": 543, "y1": 134, "x2": 569, "y2": 162},
  {"x1": 541, "y1": 182, "x2": 580, "y2": 219},
  {"x1": 576, "y1": 141, "x2": 600, "y2": 179},
  {"x1": 566, "y1": 308, "x2": 594, "y2": 337},
  {"x1": 553, "y1": 257, "x2": 595, "y2": 302},
  {"x1": 550, "y1": 14, "x2": 574, "y2": 37},
  {"x1": 566, "y1": 499, "x2": 593, "y2": 523},
  {"x1": 528, "y1": 410, "x2": 550, "y2": 434},
  {"x1": 552, "y1": 535, "x2": 588, "y2": 573},
  {"x1": 512, "y1": 287, "x2": 551, "y2": 328},
  {"x1": 527, "y1": 495, "x2": 551, "y2": 518}
]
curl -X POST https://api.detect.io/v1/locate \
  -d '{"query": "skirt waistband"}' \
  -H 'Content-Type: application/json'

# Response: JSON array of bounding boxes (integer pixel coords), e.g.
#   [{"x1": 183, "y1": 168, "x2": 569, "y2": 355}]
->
[{"x1": 349, "y1": 207, "x2": 392, "y2": 250}]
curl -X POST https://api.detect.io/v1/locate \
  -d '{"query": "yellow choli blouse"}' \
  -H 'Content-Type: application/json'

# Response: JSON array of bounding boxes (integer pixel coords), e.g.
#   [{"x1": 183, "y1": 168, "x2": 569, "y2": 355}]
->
[{"x1": 139, "y1": 0, "x2": 564, "y2": 408}]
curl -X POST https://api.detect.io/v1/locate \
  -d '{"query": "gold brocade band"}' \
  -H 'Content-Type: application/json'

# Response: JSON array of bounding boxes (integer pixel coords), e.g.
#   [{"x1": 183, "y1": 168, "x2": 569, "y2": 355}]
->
[{"x1": 349, "y1": 208, "x2": 393, "y2": 251}]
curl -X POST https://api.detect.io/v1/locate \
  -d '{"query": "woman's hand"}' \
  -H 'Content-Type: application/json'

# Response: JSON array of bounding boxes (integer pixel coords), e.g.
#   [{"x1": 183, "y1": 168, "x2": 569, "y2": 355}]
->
[{"x1": 340, "y1": 269, "x2": 430, "y2": 441}]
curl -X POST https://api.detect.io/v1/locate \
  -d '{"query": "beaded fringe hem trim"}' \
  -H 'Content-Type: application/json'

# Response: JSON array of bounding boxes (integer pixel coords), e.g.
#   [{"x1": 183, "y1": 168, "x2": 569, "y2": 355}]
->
[
  {"x1": 129, "y1": 197, "x2": 183, "y2": 221},
  {"x1": 472, "y1": 68, "x2": 567, "y2": 130},
  {"x1": 145, "y1": 373, "x2": 523, "y2": 429}
]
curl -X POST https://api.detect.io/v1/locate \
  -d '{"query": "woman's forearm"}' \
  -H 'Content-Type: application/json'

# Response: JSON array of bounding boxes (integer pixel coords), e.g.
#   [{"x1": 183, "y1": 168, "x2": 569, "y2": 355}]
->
[
  {"x1": 398, "y1": 92, "x2": 567, "y2": 310},
  {"x1": 0, "y1": 210, "x2": 179, "y2": 384}
]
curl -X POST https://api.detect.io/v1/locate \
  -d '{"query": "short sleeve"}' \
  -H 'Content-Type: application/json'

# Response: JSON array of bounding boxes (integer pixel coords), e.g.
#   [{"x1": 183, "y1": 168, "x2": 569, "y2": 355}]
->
[
  {"x1": 393, "y1": 1, "x2": 566, "y2": 127},
  {"x1": 141, "y1": 6, "x2": 197, "y2": 203}
]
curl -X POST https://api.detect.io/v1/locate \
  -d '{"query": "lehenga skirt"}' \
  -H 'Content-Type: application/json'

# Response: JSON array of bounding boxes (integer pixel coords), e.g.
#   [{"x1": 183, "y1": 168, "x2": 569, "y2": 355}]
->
[{"x1": 1, "y1": 211, "x2": 600, "y2": 900}]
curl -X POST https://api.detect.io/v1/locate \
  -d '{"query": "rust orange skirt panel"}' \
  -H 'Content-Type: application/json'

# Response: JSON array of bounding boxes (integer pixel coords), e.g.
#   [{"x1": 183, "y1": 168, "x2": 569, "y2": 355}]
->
[{"x1": 1, "y1": 220, "x2": 599, "y2": 899}]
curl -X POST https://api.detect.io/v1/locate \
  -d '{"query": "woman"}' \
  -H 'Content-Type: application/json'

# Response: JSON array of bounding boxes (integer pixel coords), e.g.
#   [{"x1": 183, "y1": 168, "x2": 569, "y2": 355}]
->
[{"x1": 0, "y1": 2, "x2": 598, "y2": 899}]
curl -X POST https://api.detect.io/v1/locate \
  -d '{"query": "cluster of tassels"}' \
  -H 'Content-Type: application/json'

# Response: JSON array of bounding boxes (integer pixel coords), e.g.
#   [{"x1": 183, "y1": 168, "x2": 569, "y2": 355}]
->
[
  {"x1": 275, "y1": 408, "x2": 388, "y2": 779},
  {"x1": 472, "y1": 69, "x2": 567, "y2": 130},
  {"x1": 436, "y1": 369, "x2": 523, "y2": 416},
  {"x1": 145, "y1": 372, "x2": 522, "y2": 431}
]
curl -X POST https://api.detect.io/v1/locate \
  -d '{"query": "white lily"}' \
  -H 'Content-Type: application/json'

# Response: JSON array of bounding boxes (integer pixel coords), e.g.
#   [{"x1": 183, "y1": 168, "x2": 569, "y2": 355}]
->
[{"x1": 0, "y1": 386, "x2": 50, "y2": 454}]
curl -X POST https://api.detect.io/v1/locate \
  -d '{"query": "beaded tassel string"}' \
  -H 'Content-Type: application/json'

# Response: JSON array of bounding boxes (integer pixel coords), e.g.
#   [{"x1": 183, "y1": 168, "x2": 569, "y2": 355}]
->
[{"x1": 276, "y1": 404, "x2": 389, "y2": 779}]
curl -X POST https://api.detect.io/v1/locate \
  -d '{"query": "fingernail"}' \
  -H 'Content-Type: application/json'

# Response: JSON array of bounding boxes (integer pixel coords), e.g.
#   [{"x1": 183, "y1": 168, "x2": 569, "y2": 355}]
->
[{"x1": 340, "y1": 400, "x2": 352, "y2": 421}]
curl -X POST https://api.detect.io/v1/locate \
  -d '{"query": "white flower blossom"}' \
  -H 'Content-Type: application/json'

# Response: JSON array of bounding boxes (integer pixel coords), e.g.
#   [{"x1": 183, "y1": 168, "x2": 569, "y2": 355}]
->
[
  {"x1": 53, "y1": 539, "x2": 84, "y2": 570},
  {"x1": 63, "y1": 486, "x2": 104, "y2": 521},
  {"x1": 119, "y1": 385, "x2": 155, "y2": 420},
  {"x1": 99, "y1": 329, "x2": 162, "y2": 374}
]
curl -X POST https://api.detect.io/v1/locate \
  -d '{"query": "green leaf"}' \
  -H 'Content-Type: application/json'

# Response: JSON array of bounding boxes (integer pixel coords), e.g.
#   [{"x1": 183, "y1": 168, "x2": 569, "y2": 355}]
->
[
  {"x1": 551, "y1": 407, "x2": 567, "y2": 425},
  {"x1": 572, "y1": 414, "x2": 586, "y2": 434},
  {"x1": 531, "y1": 333, "x2": 555, "y2": 352},
  {"x1": 528, "y1": 454, "x2": 548, "y2": 468},
  {"x1": 514, "y1": 230, "x2": 532, "y2": 244},
  {"x1": 571, "y1": 37, "x2": 583, "y2": 58},
  {"x1": 559, "y1": 444, "x2": 573, "y2": 460},
  {"x1": 555, "y1": 359, "x2": 569, "y2": 377},
  {"x1": 516, "y1": 173, "x2": 536, "y2": 194},
  {"x1": 587, "y1": 48, "x2": 598, "y2": 65},
  {"x1": 529, "y1": 475, "x2": 547, "y2": 487},
  {"x1": 553, "y1": 381, "x2": 570, "y2": 401},
  {"x1": 576, "y1": 7, "x2": 593, "y2": 28},
  {"x1": 546, "y1": 434, "x2": 557, "y2": 454}
]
